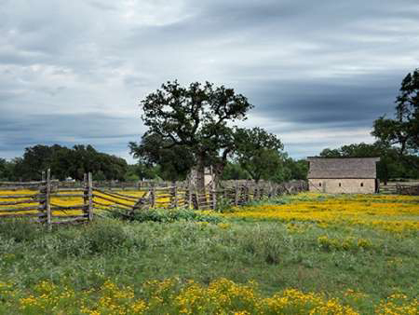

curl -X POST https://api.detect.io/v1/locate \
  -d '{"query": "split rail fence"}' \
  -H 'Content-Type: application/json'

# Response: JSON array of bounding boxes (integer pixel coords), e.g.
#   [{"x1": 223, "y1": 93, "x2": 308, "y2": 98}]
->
[
  {"x1": 0, "y1": 171, "x2": 308, "y2": 226},
  {"x1": 379, "y1": 181, "x2": 419, "y2": 195}
]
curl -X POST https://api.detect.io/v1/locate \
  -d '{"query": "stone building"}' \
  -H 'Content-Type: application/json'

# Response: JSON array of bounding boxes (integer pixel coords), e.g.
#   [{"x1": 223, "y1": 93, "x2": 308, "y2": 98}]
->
[
  {"x1": 307, "y1": 157, "x2": 380, "y2": 194},
  {"x1": 188, "y1": 167, "x2": 215, "y2": 188}
]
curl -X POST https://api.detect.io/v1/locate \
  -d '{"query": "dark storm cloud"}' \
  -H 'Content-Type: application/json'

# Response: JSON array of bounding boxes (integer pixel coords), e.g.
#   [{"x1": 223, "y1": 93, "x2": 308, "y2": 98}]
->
[
  {"x1": 0, "y1": 0, "x2": 418, "y2": 161},
  {"x1": 244, "y1": 72, "x2": 401, "y2": 126}
]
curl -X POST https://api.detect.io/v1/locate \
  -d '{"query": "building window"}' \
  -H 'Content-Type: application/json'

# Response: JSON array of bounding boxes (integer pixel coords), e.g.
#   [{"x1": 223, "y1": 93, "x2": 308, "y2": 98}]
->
[
  {"x1": 339, "y1": 183, "x2": 341, "y2": 187},
  {"x1": 319, "y1": 183, "x2": 322, "y2": 187},
  {"x1": 360, "y1": 182, "x2": 364, "y2": 187}
]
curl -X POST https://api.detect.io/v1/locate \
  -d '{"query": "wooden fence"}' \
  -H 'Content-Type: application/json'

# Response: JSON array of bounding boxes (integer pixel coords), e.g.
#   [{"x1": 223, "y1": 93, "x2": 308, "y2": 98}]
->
[
  {"x1": 379, "y1": 181, "x2": 419, "y2": 195},
  {"x1": 0, "y1": 172, "x2": 308, "y2": 226},
  {"x1": 0, "y1": 170, "x2": 93, "y2": 225}
]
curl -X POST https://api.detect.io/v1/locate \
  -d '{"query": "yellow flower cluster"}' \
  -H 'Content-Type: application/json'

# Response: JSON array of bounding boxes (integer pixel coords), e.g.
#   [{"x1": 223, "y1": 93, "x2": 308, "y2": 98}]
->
[
  {"x1": 317, "y1": 235, "x2": 373, "y2": 251},
  {"x1": 223, "y1": 194, "x2": 419, "y2": 233},
  {"x1": 0, "y1": 278, "x2": 413, "y2": 314},
  {"x1": 375, "y1": 293, "x2": 419, "y2": 315},
  {"x1": 19, "y1": 281, "x2": 75, "y2": 312}
]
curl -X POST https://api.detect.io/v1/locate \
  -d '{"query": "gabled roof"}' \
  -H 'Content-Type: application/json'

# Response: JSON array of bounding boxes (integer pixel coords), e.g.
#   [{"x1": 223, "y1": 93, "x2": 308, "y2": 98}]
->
[{"x1": 307, "y1": 157, "x2": 380, "y2": 179}]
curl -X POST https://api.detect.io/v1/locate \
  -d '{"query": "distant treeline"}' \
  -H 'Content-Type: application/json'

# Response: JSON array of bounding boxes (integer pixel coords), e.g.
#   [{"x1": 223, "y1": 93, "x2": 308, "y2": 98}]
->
[
  {"x1": 0, "y1": 145, "x2": 128, "y2": 181},
  {"x1": 0, "y1": 144, "x2": 308, "y2": 182},
  {"x1": 2, "y1": 143, "x2": 417, "y2": 183}
]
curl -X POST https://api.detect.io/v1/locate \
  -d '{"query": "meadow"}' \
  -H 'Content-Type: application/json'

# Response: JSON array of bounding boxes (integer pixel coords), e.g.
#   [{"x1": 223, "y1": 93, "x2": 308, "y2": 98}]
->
[{"x1": 0, "y1": 193, "x2": 418, "y2": 314}]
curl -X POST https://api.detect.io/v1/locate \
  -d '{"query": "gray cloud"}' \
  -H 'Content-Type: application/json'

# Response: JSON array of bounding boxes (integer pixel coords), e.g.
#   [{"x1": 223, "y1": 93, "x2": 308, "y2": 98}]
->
[{"x1": 0, "y1": 0, "x2": 418, "y2": 161}]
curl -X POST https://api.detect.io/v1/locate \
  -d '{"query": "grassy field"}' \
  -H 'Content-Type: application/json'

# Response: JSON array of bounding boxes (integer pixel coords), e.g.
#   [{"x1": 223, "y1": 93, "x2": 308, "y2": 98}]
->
[{"x1": 0, "y1": 193, "x2": 418, "y2": 314}]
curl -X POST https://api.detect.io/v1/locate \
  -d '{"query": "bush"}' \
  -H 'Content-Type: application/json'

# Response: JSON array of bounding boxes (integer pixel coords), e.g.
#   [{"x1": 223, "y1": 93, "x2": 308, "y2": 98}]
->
[
  {"x1": 239, "y1": 225, "x2": 289, "y2": 265},
  {"x1": 0, "y1": 219, "x2": 43, "y2": 243},
  {"x1": 109, "y1": 208, "x2": 221, "y2": 224},
  {"x1": 81, "y1": 220, "x2": 132, "y2": 253}
]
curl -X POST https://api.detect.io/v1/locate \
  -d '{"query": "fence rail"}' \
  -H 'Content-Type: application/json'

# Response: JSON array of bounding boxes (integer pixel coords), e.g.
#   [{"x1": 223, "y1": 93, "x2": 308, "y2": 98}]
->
[
  {"x1": 379, "y1": 181, "x2": 419, "y2": 195},
  {"x1": 0, "y1": 171, "x2": 308, "y2": 226}
]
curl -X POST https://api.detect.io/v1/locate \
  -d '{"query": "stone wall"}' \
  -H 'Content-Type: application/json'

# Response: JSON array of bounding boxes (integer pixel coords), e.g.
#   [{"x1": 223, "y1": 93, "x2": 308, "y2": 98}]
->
[{"x1": 308, "y1": 178, "x2": 376, "y2": 194}]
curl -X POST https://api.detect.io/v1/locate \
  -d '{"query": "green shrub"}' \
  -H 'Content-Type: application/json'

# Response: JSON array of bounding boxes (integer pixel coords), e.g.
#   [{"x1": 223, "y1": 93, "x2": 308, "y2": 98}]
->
[
  {"x1": 81, "y1": 220, "x2": 131, "y2": 253},
  {"x1": 0, "y1": 219, "x2": 43, "y2": 243},
  {"x1": 109, "y1": 208, "x2": 221, "y2": 224}
]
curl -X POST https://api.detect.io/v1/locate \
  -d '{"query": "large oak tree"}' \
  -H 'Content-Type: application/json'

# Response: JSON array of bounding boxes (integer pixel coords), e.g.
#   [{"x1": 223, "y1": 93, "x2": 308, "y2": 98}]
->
[{"x1": 133, "y1": 81, "x2": 253, "y2": 192}]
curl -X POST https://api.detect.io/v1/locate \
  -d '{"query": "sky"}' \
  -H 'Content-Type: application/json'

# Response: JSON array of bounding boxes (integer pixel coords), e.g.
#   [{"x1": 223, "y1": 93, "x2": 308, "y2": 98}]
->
[{"x1": 1, "y1": 0, "x2": 418, "y2": 163}]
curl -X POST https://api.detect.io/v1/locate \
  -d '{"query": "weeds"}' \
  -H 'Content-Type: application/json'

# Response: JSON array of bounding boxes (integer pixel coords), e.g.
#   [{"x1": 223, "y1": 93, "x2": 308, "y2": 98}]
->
[
  {"x1": 108, "y1": 207, "x2": 222, "y2": 224},
  {"x1": 0, "y1": 193, "x2": 418, "y2": 314}
]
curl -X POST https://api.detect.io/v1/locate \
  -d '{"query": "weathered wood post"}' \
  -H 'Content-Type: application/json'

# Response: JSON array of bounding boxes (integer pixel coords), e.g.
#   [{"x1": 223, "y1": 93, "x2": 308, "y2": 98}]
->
[
  {"x1": 83, "y1": 173, "x2": 88, "y2": 207},
  {"x1": 253, "y1": 183, "x2": 258, "y2": 200},
  {"x1": 173, "y1": 182, "x2": 178, "y2": 208},
  {"x1": 195, "y1": 187, "x2": 200, "y2": 210},
  {"x1": 150, "y1": 182, "x2": 155, "y2": 208},
  {"x1": 188, "y1": 178, "x2": 193, "y2": 209},
  {"x1": 234, "y1": 181, "x2": 239, "y2": 206},
  {"x1": 260, "y1": 184, "x2": 264, "y2": 200},
  {"x1": 211, "y1": 188, "x2": 216, "y2": 210},
  {"x1": 87, "y1": 172, "x2": 93, "y2": 221},
  {"x1": 211, "y1": 176, "x2": 217, "y2": 210},
  {"x1": 46, "y1": 169, "x2": 52, "y2": 227}
]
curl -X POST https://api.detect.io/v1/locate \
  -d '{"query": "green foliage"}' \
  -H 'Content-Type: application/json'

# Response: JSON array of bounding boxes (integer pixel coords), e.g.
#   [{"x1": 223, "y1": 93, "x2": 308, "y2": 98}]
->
[
  {"x1": 372, "y1": 69, "x2": 419, "y2": 165},
  {"x1": 7, "y1": 144, "x2": 128, "y2": 181},
  {"x1": 317, "y1": 235, "x2": 373, "y2": 252},
  {"x1": 109, "y1": 207, "x2": 222, "y2": 224},
  {"x1": 0, "y1": 214, "x2": 417, "y2": 314},
  {"x1": 81, "y1": 220, "x2": 135, "y2": 254},
  {"x1": 234, "y1": 127, "x2": 284, "y2": 182},
  {"x1": 221, "y1": 162, "x2": 250, "y2": 180},
  {"x1": 131, "y1": 81, "x2": 253, "y2": 185},
  {"x1": 0, "y1": 219, "x2": 43, "y2": 242},
  {"x1": 129, "y1": 134, "x2": 194, "y2": 181},
  {"x1": 214, "y1": 197, "x2": 234, "y2": 213},
  {"x1": 274, "y1": 156, "x2": 308, "y2": 182},
  {"x1": 125, "y1": 163, "x2": 161, "y2": 181},
  {"x1": 0, "y1": 158, "x2": 15, "y2": 181}
]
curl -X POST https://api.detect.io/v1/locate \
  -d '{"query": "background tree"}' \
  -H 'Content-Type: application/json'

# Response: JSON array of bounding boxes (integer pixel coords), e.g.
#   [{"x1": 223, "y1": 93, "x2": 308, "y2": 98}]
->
[
  {"x1": 129, "y1": 133, "x2": 194, "y2": 182},
  {"x1": 372, "y1": 69, "x2": 419, "y2": 167},
  {"x1": 124, "y1": 163, "x2": 161, "y2": 181},
  {"x1": 0, "y1": 158, "x2": 14, "y2": 181},
  {"x1": 274, "y1": 156, "x2": 308, "y2": 182},
  {"x1": 221, "y1": 162, "x2": 250, "y2": 180},
  {"x1": 134, "y1": 81, "x2": 253, "y2": 192},
  {"x1": 233, "y1": 127, "x2": 284, "y2": 183},
  {"x1": 11, "y1": 144, "x2": 128, "y2": 181}
]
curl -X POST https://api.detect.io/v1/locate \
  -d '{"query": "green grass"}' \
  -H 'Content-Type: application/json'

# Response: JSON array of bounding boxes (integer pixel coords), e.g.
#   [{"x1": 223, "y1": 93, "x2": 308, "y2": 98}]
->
[{"x1": 0, "y1": 197, "x2": 418, "y2": 314}]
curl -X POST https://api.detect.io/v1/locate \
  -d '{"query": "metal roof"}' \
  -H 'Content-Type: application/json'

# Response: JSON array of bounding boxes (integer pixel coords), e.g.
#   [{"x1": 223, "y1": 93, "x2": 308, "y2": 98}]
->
[{"x1": 307, "y1": 157, "x2": 380, "y2": 179}]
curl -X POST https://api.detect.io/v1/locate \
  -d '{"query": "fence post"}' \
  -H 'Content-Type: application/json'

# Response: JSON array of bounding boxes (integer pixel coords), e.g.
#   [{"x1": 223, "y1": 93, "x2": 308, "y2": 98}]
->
[
  {"x1": 211, "y1": 188, "x2": 216, "y2": 210},
  {"x1": 87, "y1": 172, "x2": 93, "y2": 221},
  {"x1": 46, "y1": 169, "x2": 51, "y2": 228},
  {"x1": 83, "y1": 173, "x2": 89, "y2": 215},
  {"x1": 188, "y1": 179, "x2": 192, "y2": 209},
  {"x1": 150, "y1": 183, "x2": 155, "y2": 208},
  {"x1": 173, "y1": 182, "x2": 178, "y2": 208},
  {"x1": 211, "y1": 176, "x2": 217, "y2": 210},
  {"x1": 195, "y1": 187, "x2": 200, "y2": 210},
  {"x1": 234, "y1": 181, "x2": 239, "y2": 206}
]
